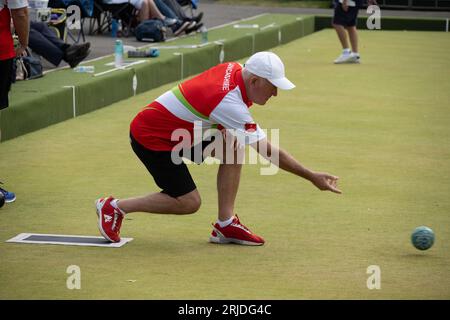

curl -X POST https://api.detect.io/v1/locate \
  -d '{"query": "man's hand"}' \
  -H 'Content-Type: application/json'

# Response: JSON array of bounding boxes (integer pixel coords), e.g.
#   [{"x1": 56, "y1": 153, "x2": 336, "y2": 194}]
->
[
  {"x1": 250, "y1": 139, "x2": 342, "y2": 194},
  {"x1": 310, "y1": 172, "x2": 342, "y2": 194},
  {"x1": 15, "y1": 45, "x2": 27, "y2": 57}
]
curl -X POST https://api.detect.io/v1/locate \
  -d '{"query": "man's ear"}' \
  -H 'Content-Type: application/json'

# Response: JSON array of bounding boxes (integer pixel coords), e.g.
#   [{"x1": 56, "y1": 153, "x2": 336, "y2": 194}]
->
[{"x1": 250, "y1": 75, "x2": 259, "y2": 87}]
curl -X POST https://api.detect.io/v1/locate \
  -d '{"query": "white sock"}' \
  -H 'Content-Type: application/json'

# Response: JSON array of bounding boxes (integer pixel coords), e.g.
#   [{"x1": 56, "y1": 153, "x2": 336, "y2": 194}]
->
[
  {"x1": 343, "y1": 48, "x2": 351, "y2": 54},
  {"x1": 217, "y1": 216, "x2": 234, "y2": 228},
  {"x1": 111, "y1": 199, "x2": 125, "y2": 215}
]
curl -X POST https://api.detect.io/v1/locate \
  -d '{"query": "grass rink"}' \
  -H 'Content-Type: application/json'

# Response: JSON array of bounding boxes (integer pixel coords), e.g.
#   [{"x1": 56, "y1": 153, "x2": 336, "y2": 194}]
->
[{"x1": 0, "y1": 29, "x2": 449, "y2": 299}]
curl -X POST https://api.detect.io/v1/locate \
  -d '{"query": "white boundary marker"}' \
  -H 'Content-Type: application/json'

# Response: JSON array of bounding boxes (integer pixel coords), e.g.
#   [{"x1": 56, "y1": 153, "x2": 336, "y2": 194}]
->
[
  {"x1": 7, "y1": 233, "x2": 133, "y2": 248},
  {"x1": 174, "y1": 52, "x2": 184, "y2": 80},
  {"x1": 296, "y1": 17, "x2": 305, "y2": 38},
  {"x1": 63, "y1": 85, "x2": 76, "y2": 117},
  {"x1": 246, "y1": 33, "x2": 256, "y2": 54},
  {"x1": 216, "y1": 41, "x2": 225, "y2": 63},
  {"x1": 446, "y1": 18, "x2": 449, "y2": 32}
]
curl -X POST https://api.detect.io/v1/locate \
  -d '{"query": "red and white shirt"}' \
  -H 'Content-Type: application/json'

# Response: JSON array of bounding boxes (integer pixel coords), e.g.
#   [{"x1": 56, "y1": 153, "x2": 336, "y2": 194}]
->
[
  {"x1": 130, "y1": 62, "x2": 266, "y2": 151},
  {"x1": 0, "y1": 0, "x2": 28, "y2": 61}
]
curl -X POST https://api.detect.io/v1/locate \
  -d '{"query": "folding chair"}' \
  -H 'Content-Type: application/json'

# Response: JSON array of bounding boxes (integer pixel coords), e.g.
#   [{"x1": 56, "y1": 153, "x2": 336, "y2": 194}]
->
[
  {"x1": 58, "y1": 0, "x2": 94, "y2": 43},
  {"x1": 48, "y1": 8, "x2": 68, "y2": 41},
  {"x1": 89, "y1": 0, "x2": 137, "y2": 36}
]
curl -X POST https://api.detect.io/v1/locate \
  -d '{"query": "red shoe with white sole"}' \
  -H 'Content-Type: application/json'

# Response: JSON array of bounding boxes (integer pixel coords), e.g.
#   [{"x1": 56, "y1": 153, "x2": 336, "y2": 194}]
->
[
  {"x1": 95, "y1": 196, "x2": 124, "y2": 243},
  {"x1": 209, "y1": 215, "x2": 265, "y2": 246}
]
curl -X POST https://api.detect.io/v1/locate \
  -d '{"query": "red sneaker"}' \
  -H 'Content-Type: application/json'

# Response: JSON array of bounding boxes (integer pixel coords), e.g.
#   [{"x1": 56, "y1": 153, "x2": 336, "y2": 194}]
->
[
  {"x1": 95, "y1": 196, "x2": 124, "y2": 243},
  {"x1": 209, "y1": 215, "x2": 265, "y2": 246}
]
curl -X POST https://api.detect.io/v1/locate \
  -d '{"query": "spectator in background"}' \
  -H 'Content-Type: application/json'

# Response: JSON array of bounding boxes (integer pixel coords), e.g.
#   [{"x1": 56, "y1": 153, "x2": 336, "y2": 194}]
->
[
  {"x1": 0, "y1": 0, "x2": 27, "y2": 204},
  {"x1": 29, "y1": 21, "x2": 91, "y2": 68},
  {"x1": 136, "y1": 0, "x2": 192, "y2": 36},
  {"x1": 155, "y1": 0, "x2": 204, "y2": 34},
  {"x1": 332, "y1": 0, "x2": 377, "y2": 64},
  {"x1": 1, "y1": 0, "x2": 28, "y2": 109},
  {"x1": 104, "y1": 0, "x2": 191, "y2": 36},
  {"x1": 161, "y1": 0, "x2": 203, "y2": 30}
]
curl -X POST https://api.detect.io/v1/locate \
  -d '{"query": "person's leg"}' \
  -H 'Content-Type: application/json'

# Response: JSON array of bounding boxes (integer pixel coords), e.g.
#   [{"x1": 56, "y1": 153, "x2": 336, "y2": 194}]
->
[
  {"x1": 137, "y1": 0, "x2": 151, "y2": 22},
  {"x1": 332, "y1": 22, "x2": 353, "y2": 63},
  {"x1": 333, "y1": 23, "x2": 349, "y2": 50},
  {"x1": 208, "y1": 139, "x2": 264, "y2": 246},
  {"x1": 332, "y1": 2, "x2": 350, "y2": 51},
  {"x1": 0, "y1": 58, "x2": 14, "y2": 110},
  {"x1": 217, "y1": 162, "x2": 242, "y2": 221},
  {"x1": 31, "y1": 21, "x2": 68, "y2": 51},
  {"x1": 163, "y1": 0, "x2": 188, "y2": 21},
  {"x1": 95, "y1": 134, "x2": 202, "y2": 242},
  {"x1": 146, "y1": 0, "x2": 166, "y2": 20},
  {"x1": 153, "y1": 0, "x2": 186, "y2": 31},
  {"x1": 29, "y1": 23, "x2": 65, "y2": 66},
  {"x1": 154, "y1": 0, "x2": 178, "y2": 20},
  {"x1": 214, "y1": 138, "x2": 245, "y2": 221},
  {"x1": 117, "y1": 189, "x2": 201, "y2": 215},
  {"x1": 115, "y1": 134, "x2": 201, "y2": 215},
  {"x1": 346, "y1": 26, "x2": 358, "y2": 54}
]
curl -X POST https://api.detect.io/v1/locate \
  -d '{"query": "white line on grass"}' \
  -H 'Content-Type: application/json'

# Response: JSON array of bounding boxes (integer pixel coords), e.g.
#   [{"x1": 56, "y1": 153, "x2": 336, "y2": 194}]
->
[{"x1": 93, "y1": 60, "x2": 146, "y2": 77}]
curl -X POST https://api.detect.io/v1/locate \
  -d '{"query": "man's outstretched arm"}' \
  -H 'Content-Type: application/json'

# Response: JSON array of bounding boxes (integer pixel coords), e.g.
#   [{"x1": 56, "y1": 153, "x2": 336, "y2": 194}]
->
[{"x1": 250, "y1": 138, "x2": 342, "y2": 194}]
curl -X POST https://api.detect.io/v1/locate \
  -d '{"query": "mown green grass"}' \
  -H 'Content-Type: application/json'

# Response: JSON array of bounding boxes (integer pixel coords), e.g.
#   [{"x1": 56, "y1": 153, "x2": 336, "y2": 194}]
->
[{"x1": 0, "y1": 29, "x2": 449, "y2": 299}]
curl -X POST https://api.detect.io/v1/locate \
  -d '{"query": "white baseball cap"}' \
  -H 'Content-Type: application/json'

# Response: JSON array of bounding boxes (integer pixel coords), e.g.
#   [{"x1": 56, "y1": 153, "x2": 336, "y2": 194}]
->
[{"x1": 244, "y1": 52, "x2": 295, "y2": 90}]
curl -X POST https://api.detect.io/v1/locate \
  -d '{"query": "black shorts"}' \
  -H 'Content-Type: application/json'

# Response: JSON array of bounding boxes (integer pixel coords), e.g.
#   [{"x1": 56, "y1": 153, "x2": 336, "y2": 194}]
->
[
  {"x1": 333, "y1": 4, "x2": 360, "y2": 27},
  {"x1": 130, "y1": 133, "x2": 214, "y2": 198},
  {"x1": 0, "y1": 58, "x2": 14, "y2": 110}
]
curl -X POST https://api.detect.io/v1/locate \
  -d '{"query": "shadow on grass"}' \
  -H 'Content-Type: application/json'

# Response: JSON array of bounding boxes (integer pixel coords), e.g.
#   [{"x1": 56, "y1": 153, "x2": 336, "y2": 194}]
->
[{"x1": 399, "y1": 252, "x2": 442, "y2": 261}]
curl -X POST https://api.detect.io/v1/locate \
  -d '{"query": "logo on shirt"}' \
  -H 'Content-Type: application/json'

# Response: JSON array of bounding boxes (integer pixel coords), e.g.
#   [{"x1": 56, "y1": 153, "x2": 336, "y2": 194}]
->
[
  {"x1": 222, "y1": 63, "x2": 234, "y2": 91},
  {"x1": 245, "y1": 123, "x2": 257, "y2": 132}
]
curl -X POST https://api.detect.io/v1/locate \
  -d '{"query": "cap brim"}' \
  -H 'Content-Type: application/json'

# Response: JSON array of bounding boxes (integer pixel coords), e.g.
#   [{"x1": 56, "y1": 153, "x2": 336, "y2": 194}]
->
[{"x1": 269, "y1": 77, "x2": 296, "y2": 90}]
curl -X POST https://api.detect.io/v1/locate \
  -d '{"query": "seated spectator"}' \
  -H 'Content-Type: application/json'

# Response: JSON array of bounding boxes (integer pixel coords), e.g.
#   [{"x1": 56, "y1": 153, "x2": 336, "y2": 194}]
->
[
  {"x1": 151, "y1": 0, "x2": 193, "y2": 35},
  {"x1": 131, "y1": 0, "x2": 194, "y2": 35},
  {"x1": 154, "y1": 0, "x2": 203, "y2": 34},
  {"x1": 29, "y1": 21, "x2": 90, "y2": 68},
  {"x1": 106, "y1": 0, "x2": 191, "y2": 36},
  {"x1": 163, "y1": 0, "x2": 203, "y2": 26}
]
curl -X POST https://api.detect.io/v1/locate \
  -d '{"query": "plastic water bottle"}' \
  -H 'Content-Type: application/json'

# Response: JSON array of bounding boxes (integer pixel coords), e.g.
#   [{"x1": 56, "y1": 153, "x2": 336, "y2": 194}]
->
[
  {"x1": 200, "y1": 26, "x2": 208, "y2": 44},
  {"x1": 117, "y1": 19, "x2": 123, "y2": 37},
  {"x1": 73, "y1": 66, "x2": 95, "y2": 73},
  {"x1": 115, "y1": 39, "x2": 124, "y2": 67},
  {"x1": 111, "y1": 18, "x2": 118, "y2": 38}
]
